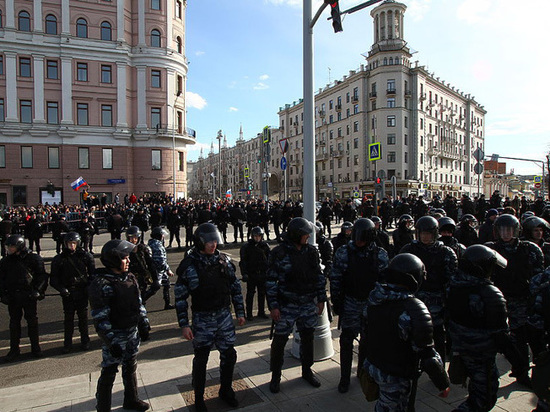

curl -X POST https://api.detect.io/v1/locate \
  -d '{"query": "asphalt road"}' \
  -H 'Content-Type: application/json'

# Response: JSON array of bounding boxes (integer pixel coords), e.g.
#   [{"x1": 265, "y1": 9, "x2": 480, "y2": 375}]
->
[{"x1": 0, "y1": 240, "x2": 275, "y2": 390}]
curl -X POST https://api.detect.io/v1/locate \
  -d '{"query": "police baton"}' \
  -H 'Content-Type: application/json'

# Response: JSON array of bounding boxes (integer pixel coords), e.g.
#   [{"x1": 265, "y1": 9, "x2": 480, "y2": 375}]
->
[{"x1": 407, "y1": 358, "x2": 422, "y2": 412}]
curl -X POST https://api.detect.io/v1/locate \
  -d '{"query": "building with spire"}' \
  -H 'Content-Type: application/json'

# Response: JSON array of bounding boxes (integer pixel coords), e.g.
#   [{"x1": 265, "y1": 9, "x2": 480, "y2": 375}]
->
[{"x1": 0, "y1": 0, "x2": 195, "y2": 207}]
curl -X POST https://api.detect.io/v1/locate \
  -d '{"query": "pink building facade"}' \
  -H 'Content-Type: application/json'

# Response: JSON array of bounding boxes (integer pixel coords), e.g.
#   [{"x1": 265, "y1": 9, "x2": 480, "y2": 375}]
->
[{"x1": 0, "y1": 0, "x2": 193, "y2": 207}]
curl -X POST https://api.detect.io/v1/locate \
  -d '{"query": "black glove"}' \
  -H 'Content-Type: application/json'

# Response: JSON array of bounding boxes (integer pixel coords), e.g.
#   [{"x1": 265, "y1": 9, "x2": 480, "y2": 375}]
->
[
  {"x1": 30, "y1": 290, "x2": 41, "y2": 301},
  {"x1": 139, "y1": 322, "x2": 151, "y2": 341},
  {"x1": 60, "y1": 288, "x2": 70, "y2": 298},
  {"x1": 109, "y1": 343, "x2": 123, "y2": 358}
]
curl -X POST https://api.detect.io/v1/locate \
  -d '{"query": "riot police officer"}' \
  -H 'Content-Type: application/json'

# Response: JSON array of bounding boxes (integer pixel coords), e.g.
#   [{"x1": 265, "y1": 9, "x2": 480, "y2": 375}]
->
[
  {"x1": 330, "y1": 218, "x2": 389, "y2": 393},
  {"x1": 50, "y1": 232, "x2": 95, "y2": 353},
  {"x1": 400, "y1": 215, "x2": 458, "y2": 364},
  {"x1": 522, "y1": 216, "x2": 550, "y2": 267},
  {"x1": 447, "y1": 244, "x2": 526, "y2": 411},
  {"x1": 486, "y1": 214, "x2": 545, "y2": 386},
  {"x1": 371, "y1": 215, "x2": 392, "y2": 255},
  {"x1": 52, "y1": 214, "x2": 71, "y2": 255},
  {"x1": 239, "y1": 226, "x2": 270, "y2": 321},
  {"x1": 166, "y1": 207, "x2": 183, "y2": 249},
  {"x1": 438, "y1": 216, "x2": 466, "y2": 259},
  {"x1": 175, "y1": 223, "x2": 245, "y2": 412},
  {"x1": 0, "y1": 212, "x2": 14, "y2": 257},
  {"x1": 331, "y1": 221, "x2": 353, "y2": 253},
  {"x1": 88, "y1": 239, "x2": 150, "y2": 412},
  {"x1": 454, "y1": 214, "x2": 479, "y2": 247},
  {"x1": 0, "y1": 234, "x2": 48, "y2": 362},
  {"x1": 266, "y1": 217, "x2": 327, "y2": 393},
  {"x1": 363, "y1": 253, "x2": 450, "y2": 410},
  {"x1": 314, "y1": 221, "x2": 334, "y2": 279},
  {"x1": 148, "y1": 227, "x2": 174, "y2": 310},
  {"x1": 127, "y1": 226, "x2": 160, "y2": 305},
  {"x1": 392, "y1": 214, "x2": 415, "y2": 254}
]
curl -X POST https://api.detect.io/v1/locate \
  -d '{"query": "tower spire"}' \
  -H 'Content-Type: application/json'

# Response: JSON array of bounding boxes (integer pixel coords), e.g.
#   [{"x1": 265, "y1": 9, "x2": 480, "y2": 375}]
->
[{"x1": 238, "y1": 123, "x2": 244, "y2": 141}]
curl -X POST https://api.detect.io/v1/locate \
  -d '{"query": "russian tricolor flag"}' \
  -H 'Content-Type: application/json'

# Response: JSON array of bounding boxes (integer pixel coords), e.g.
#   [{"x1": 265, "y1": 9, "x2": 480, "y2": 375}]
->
[{"x1": 70, "y1": 176, "x2": 87, "y2": 191}]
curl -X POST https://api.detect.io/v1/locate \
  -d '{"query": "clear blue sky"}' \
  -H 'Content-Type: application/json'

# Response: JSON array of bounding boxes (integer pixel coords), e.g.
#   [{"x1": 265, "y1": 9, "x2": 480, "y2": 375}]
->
[{"x1": 185, "y1": 0, "x2": 550, "y2": 176}]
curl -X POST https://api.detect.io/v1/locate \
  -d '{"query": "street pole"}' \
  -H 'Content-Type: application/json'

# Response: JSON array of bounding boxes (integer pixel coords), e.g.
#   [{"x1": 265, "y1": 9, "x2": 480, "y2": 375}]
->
[
  {"x1": 303, "y1": 0, "x2": 316, "y2": 243},
  {"x1": 172, "y1": 91, "x2": 182, "y2": 202},
  {"x1": 217, "y1": 130, "x2": 222, "y2": 200}
]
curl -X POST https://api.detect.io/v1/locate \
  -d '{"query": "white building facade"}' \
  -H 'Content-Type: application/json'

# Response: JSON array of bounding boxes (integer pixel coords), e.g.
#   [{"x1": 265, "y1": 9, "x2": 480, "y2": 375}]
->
[{"x1": 0, "y1": 0, "x2": 193, "y2": 207}]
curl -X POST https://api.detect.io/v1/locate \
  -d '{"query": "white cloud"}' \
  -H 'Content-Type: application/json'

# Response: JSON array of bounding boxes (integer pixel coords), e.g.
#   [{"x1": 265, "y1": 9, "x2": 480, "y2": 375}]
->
[
  {"x1": 229, "y1": 107, "x2": 239, "y2": 112},
  {"x1": 195, "y1": 51, "x2": 205, "y2": 56},
  {"x1": 253, "y1": 82, "x2": 270, "y2": 90},
  {"x1": 264, "y1": 0, "x2": 302, "y2": 7},
  {"x1": 186, "y1": 92, "x2": 207, "y2": 110},
  {"x1": 259, "y1": 74, "x2": 270, "y2": 81},
  {"x1": 407, "y1": 0, "x2": 433, "y2": 21},
  {"x1": 456, "y1": 0, "x2": 491, "y2": 24}
]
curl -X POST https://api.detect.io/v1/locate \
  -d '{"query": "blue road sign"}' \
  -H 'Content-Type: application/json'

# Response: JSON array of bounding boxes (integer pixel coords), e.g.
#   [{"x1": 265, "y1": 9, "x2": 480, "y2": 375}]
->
[
  {"x1": 281, "y1": 156, "x2": 287, "y2": 170},
  {"x1": 369, "y1": 142, "x2": 381, "y2": 161}
]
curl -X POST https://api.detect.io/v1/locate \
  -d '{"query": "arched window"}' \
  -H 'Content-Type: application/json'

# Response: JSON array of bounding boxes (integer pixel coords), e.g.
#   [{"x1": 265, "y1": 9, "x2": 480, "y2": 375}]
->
[
  {"x1": 151, "y1": 29, "x2": 161, "y2": 47},
  {"x1": 176, "y1": 36, "x2": 182, "y2": 54},
  {"x1": 0, "y1": 10, "x2": 3, "y2": 28},
  {"x1": 383, "y1": 57, "x2": 388, "y2": 65},
  {"x1": 76, "y1": 18, "x2": 87, "y2": 38},
  {"x1": 45, "y1": 14, "x2": 57, "y2": 35},
  {"x1": 18, "y1": 11, "x2": 31, "y2": 32},
  {"x1": 101, "y1": 21, "x2": 112, "y2": 41},
  {"x1": 389, "y1": 57, "x2": 393, "y2": 65}
]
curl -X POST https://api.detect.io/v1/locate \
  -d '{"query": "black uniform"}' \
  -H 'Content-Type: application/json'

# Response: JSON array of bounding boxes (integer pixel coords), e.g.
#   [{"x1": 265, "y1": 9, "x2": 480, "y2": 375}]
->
[
  {"x1": 0, "y1": 245, "x2": 48, "y2": 360},
  {"x1": 25, "y1": 215, "x2": 43, "y2": 254},
  {"x1": 167, "y1": 208, "x2": 183, "y2": 248},
  {"x1": 107, "y1": 211, "x2": 124, "y2": 240},
  {"x1": 52, "y1": 218, "x2": 71, "y2": 254},
  {"x1": 129, "y1": 243, "x2": 160, "y2": 304},
  {"x1": 50, "y1": 247, "x2": 95, "y2": 351},
  {"x1": 0, "y1": 216, "x2": 14, "y2": 257},
  {"x1": 239, "y1": 238, "x2": 270, "y2": 319},
  {"x1": 131, "y1": 211, "x2": 149, "y2": 243}
]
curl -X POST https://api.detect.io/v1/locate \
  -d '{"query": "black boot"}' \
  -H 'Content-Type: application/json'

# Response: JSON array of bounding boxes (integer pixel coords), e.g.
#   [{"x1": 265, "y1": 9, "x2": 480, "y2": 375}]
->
[
  {"x1": 193, "y1": 347, "x2": 210, "y2": 412},
  {"x1": 122, "y1": 357, "x2": 150, "y2": 411},
  {"x1": 269, "y1": 335, "x2": 288, "y2": 393},
  {"x1": 338, "y1": 329, "x2": 354, "y2": 393},
  {"x1": 96, "y1": 365, "x2": 118, "y2": 412},
  {"x1": 163, "y1": 286, "x2": 174, "y2": 310},
  {"x1": 219, "y1": 346, "x2": 238, "y2": 407},
  {"x1": 63, "y1": 314, "x2": 74, "y2": 354},
  {"x1": 300, "y1": 329, "x2": 321, "y2": 388}
]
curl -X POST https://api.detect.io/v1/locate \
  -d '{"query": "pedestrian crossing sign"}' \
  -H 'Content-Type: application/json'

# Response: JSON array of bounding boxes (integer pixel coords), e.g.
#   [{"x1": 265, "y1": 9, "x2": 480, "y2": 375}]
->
[
  {"x1": 534, "y1": 175, "x2": 542, "y2": 183},
  {"x1": 369, "y1": 142, "x2": 381, "y2": 161}
]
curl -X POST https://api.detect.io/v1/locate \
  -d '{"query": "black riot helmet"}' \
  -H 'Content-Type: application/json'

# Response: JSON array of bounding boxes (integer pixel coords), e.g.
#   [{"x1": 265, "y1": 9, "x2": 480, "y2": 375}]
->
[
  {"x1": 522, "y1": 216, "x2": 550, "y2": 240},
  {"x1": 415, "y1": 215, "x2": 439, "y2": 240},
  {"x1": 351, "y1": 218, "x2": 376, "y2": 244},
  {"x1": 150, "y1": 226, "x2": 168, "y2": 241},
  {"x1": 126, "y1": 226, "x2": 142, "y2": 240},
  {"x1": 370, "y1": 216, "x2": 382, "y2": 226},
  {"x1": 384, "y1": 253, "x2": 426, "y2": 293},
  {"x1": 430, "y1": 208, "x2": 447, "y2": 217},
  {"x1": 459, "y1": 244, "x2": 507, "y2": 279},
  {"x1": 460, "y1": 214, "x2": 477, "y2": 227},
  {"x1": 314, "y1": 221, "x2": 324, "y2": 235},
  {"x1": 193, "y1": 222, "x2": 223, "y2": 250},
  {"x1": 398, "y1": 214, "x2": 414, "y2": 229},
  {"x1": 100, "y1": 239, "x2": 135, "y2": 269},
  {"x1": 286, "y1": 217, "x2": 314, "y2": 244},
  {"x1": 438, "y1": 217, "x2": 456, "y2": 234},
  {"x1": 340, "y1": 221, "x2": 353, "y2": 234},
  {"x1": 63, "y1": 231, "x2": 81, "y2": 247},
  {"x1": 6, "y1": 234, "x2": 26, "y2": 252},
  {"x1": 494, "y1": 214, "x2": 520, "y2": 239},
  {"x1": 251, "y1": 226, "x2": 265, "y2": 239}
]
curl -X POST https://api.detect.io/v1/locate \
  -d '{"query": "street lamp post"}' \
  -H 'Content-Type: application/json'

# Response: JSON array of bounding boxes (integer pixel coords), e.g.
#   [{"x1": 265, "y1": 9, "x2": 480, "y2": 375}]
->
[
  {"x1": 217, "y1": 130, "x2": 223, "y2": 200},
  {"x1": 172, "y1": 91, "x2": 182, "y2": 202}
]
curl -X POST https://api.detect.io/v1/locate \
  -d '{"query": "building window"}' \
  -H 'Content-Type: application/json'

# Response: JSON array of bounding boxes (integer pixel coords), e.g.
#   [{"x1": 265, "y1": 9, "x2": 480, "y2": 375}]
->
[
  {"x1": 151, "y1": 0, "x2": 161, "y2": 10},
  {"x1": 101, "y1": 65, "x2": 112, "y2": 83},
  {"x1": 151, "y1": 107, "x2": 161, "y2": 129},
  {"x1": 0, "y1": 146, "x2": 5, "y2": 168},
  {"x1": 18, "y1": 11, "x2": 31, "y2": 32},
  {"x1": 48, "y1": 147, "x2": 59, "y2": 168},
  {"x1": 177, "y1": 110, "x2": 183, "y2": 133},
  {"x1": 151, "y1": 69, "x2": 161, "y2": 88},
  {"x1": 47, "y1": 101, "x2": 59, "y2": 124},
  {"x1": 178, "y1": 151, "x2": 184, "y2": 171},
  {"x1": 76, "y1": 18, "x2": 87, "y2": 38},
  {"x1": 46, "y1": 60, "x2": 58, "y2": 79},
  {"x1": 346, "y1": 92, "x2": 350, "y2": 103},
  {"x1": 78, "y1": 147, "x2": 89, "y2": 169},
  {"x1": 387, "y1": 151, "x2": 396, "y2": 163},
  {"x1": 21, "y1": 146, "x2": 33, "y2": 168},
  {"x1": 0, "y1": 99, "x2": 4, "y2": 122},
  {"x1": 19, "y1": 57, "x2": 31, "y2": 77},
  {"x1": 353, "y1": 104, "x2": 359, "y2": 114},
  {"x1": 45, "y1": 14, "x2": 57, "y2": 34},
  {"x1": 102, "y1": 148, "x2": 113, "y2": 169},
  {"x1": 387, "y1": 79, "x2": 396, "y2": 92},
  {"x1": 151, "y1": 29, "x2": 161, "y2": 47},
  {"x1": 404, "y1": 116, "x2": 408, "y2": 128},
  {"x1": 353, "y1": 121, "x2": 359, "y2": 132},
  {"x1": 101, "y1": 105, "x2": 113, "y2": 126},
  {"x1": 387, "y1": 133, "x2": 396, "y2": 145},
  {"x1": 20, "y1": 100, "x2": 32, "y2": 123},
  {"x1": 176, "y1": 1, "x2": 182, "y2": 18},
  {"x1": 0, "y1": 10, "x2": 2, "y2": 29},
  {"x1": 176, "y1": 36, "x2": 182, "y2": 53},
  {"x1": 13, "y1": 186, "x2": 27, "y2": 205},
  {"x1": 0, "y1": 56, "x2": 3, "y2": 75},
  {"x1": 404, "y1": 134, "x2": 408, "y2": 145},
  {"x1": 77, "y1": 62, "x2": 88, "y2": 81},
  {"x1": 329, "y1": 115, "x2": 333, "y2": 124},
  {"x1": 353, "y1": 138, "x2": 358, "y2": 149},
  {"x1": 404, "y1": 152, "x2": 408, "y2": 163},
  {"x1": 387, "y1": 115, "x2": 396, "y2": 127},
  {"x1": 101, "y1": 21, "x2": 112, "y2": 41},
  {"x1": 152, "y1": 149, "x2": 162, "y2": 170},
  {"x1": 177, "y1": 75, "x2": 183, "y2": 94},
  {"x1": 387, "y1": 97, "x2": 395, "y2": 108},
  {"x1": 77, "y1": 103, "x2": 88, "y2": 125},
  {"x1": 353, "y1": 87, "x2": 359, "y2": 100}
]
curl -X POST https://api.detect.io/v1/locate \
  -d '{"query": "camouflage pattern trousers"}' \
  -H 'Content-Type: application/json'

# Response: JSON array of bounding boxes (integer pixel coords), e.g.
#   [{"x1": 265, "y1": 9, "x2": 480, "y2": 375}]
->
[
  {"x1": 453, "y1": 353, "x2": 499, "y2": 412},
  {"x1": 274, "y1": 300, "x2": 318, "y2": 336},
  {"x1": 191, "y1": 307, "x2": 236, "y2": 351},
  {"x1": 365, "y1": 360, "x2": 412, "y2": 412},
  {"x1": 101, "y1": 326, "x2": 140, "y2": 368}
]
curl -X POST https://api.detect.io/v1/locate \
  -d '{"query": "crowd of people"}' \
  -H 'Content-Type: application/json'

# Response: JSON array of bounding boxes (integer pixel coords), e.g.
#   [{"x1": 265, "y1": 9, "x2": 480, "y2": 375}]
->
[{"x1": 1, "y1": 190, "x2": 550, "y2": 411}]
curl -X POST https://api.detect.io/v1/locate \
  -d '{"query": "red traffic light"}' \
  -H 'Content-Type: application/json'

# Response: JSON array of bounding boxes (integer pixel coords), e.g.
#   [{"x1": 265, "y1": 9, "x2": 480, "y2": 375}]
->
[{"x1": 375, "y1": 177, "x2": 382, "y2": 184}]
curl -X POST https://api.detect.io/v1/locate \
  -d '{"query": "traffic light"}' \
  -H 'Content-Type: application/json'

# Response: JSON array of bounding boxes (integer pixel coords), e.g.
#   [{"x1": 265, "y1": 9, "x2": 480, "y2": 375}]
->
[
  {"x1": 257, "y1": 156, "x2": 262, "y2": 164},
  {"x1": 375, "y1": 177, "x2": 383, "y2": 192},
  {"x1": 325, "y1": 0, "x2": 343, "y2": 33}
]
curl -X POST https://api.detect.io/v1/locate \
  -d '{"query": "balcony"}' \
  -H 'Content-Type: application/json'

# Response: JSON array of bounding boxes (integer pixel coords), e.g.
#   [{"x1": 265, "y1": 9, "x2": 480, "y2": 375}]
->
[
  {"x1": 369, "y1": 92, "x2": 377, "y2": 99},
  {"x1": 335, "y1": 104, "x2": 342, "y2": 111},
  {"x1": 318, "y1": 110, "x2": 326, "y2": 118},
  {"x1": 316, "y1": 153, "x2": 329, "y2": 161},
  {"x1": 404, "y1": 90, "x2": 412, "y2": 97},
  {"x1": 351, "y1": 95, "x2": 359, "y2": 103},
  {"x1": 427, "y1": 147, "x2": 440, "y2": 156},
  {"x1": 155, "y1": 125, "x2": 196, "y2": 144},
  {"x1": 332, "y1": 150, "x2": 344, "y2": 158},
  {"x1": 386, "y1": 88, "x2": 396, "y2": 95},
  {"x1": 419, "y1": 92, "x2": 426, "y2": 101}
]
